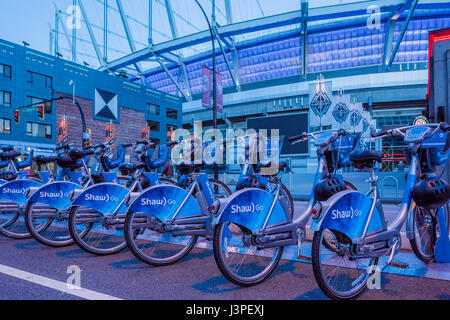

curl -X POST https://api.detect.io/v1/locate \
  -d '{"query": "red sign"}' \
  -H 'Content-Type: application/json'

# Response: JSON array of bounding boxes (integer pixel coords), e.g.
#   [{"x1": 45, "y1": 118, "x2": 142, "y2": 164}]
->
[
  {"x1": 216, "y1": 72, "x2": 223, "y2": 113},
  {"x1": 202, "y1": 66, "x2": 212, "y2": 109}
]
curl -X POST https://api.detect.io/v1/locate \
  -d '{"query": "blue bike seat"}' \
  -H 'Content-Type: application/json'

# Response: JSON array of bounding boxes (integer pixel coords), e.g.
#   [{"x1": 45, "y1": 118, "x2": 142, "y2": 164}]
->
[
  {"x1": 0, "y1": 144, "x2": 14, "y2": 152},
  {"x1": 119, "y1": 162, "x2": 146, "y2": 176},
  {"x1": 34, "y1": 155, "x2": 57, "y2": 166},
  {"x1": 349, "y1": 150, "x2": 382, "y2": 164}
]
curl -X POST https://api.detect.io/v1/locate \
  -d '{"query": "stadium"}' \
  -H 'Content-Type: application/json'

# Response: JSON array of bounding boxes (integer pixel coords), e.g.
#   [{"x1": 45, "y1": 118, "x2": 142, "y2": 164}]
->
[{"x1": 0, "y1": 0, "x2": 449, "y2": 301}]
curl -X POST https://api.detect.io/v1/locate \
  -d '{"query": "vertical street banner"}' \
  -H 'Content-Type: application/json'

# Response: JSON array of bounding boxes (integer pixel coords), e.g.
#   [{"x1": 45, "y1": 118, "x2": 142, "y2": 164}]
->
[
  {"x1": 141, "y1": 126, "x2": 150, "y2": 140},
  {"x1": 106, "y1": 121, "x2": 116, "y2": 147},
  {"x1": 202, "y1": 66, "x2": 212, "y2": 109},
  {"x1": 216, "y1": 72, "x2": 223, "y2": 113},
  {"x1": 58, "y1": 117, "x2": 68, "y2": 146}
]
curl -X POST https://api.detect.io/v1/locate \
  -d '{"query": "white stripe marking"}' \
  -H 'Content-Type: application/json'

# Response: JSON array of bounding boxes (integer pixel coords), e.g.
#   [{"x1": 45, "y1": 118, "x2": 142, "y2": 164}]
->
[{"x1": 0, "y1": 264, "x2": 122, "y2": 300}]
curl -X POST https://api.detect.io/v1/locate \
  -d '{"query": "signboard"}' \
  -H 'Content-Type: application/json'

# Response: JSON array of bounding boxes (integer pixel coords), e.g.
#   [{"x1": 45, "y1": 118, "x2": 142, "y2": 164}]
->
[
  {"x1": 105, "y1": 122, "x2": 116, "y2": 147},
  {"x1": 202, "y1": 66, "x2": 212, "y2": 109},
  {"x1": 58, "y1": 117, "x2": 68, "y2": 145},
  {"x1": 141, "y1": 126, "x2": 150, "y2": 140},
  {"x1": 94, "y1": 88, "x2": 118, "y2": 121},
  {"x1": 411, "y1": 114, "x2": 429, "y2": 125},
  {"x1": 247, "y1": 113, "x2": 309, "y2": 155}
]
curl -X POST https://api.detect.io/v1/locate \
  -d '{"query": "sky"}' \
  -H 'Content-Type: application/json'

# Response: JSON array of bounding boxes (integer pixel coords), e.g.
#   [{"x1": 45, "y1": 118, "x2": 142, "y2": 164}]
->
[{"x1": 0, "y1": 0, "x2": 373, "y2": 70}]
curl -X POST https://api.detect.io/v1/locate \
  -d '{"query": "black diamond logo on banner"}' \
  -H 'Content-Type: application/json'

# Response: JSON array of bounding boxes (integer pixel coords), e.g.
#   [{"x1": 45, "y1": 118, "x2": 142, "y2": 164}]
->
[
  {"x1": 95, "y1": 89, "x2": 118, "y2": 120},
  {"x1": 310, "y1": 91, "x2": 332, "y2": 117},
  {"x1": 332, "y1": 102, "x2": 350, "y2": 123},
  {"x1": 350, "y1": 110, "x2": 362, "y2": 127}
]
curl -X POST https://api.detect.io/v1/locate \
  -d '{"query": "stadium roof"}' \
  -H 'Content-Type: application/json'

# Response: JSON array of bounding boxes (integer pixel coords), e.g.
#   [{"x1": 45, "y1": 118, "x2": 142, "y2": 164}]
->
[{"x1": 49, "y1": 0, "x2": 450, "y2": 99}]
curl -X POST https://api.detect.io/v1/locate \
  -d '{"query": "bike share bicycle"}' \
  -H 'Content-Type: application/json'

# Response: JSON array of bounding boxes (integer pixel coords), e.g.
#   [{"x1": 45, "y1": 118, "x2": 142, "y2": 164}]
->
[
  {"x1": 0, "y1": 146, "x2": 41, "y2": 239},
  {"x1": 212, "y1": 129, "x2": 359, "y2": 286},
  {"x1": 124, "y1": 137, "x2": 231, "y2": 266},
  {"x1": 24, "y1": 142, "x2": 101, "y2": 246},
  {"x1": 310, "y1": 123, "x2": 450, "y2": 300},
  {"x1": 67, "y1": 139, "x2": 177, "y2": 255}
]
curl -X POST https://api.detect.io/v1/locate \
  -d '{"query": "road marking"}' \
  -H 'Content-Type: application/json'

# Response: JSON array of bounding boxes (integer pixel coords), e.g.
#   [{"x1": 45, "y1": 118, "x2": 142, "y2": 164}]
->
[{"x1": 0, "y1": 264, "x2": 122, "y2": 300}]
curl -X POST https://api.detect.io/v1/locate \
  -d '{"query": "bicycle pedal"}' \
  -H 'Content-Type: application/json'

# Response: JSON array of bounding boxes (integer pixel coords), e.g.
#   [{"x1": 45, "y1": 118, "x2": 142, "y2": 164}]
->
[
  {"x1": 298, "y1": 255, "x2": 311, "y2": 262},
  {"x1": 388, "y1": 261, "x2": 409, "y2": 269}
]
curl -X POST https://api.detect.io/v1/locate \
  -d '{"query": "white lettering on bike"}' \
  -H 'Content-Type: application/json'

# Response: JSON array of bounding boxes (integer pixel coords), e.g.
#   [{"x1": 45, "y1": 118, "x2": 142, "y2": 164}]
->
[
  {"x1": 39, "y1": 191, "x2": 70, "y2": 198},
  {"x1": 231, "y1": 203, "x2": 263, "y2": 214},
  {"x1": 140, "y1": 197, "x2": 176, "y2": 206},
  {"x1": 2, "y1": 188, "x2": 26, "y2": 194},
  {"x1": 331, "y1": 207, "x2": 362, "y2": 220},
  {"x1": 84, "y1": 194, "x2": 119, "y2": 202}
]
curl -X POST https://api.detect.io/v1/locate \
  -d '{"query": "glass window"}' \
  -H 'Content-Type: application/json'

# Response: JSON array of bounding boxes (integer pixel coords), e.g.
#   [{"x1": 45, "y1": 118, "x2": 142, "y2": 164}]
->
[
  {"x1": 26, "y1": 122, "x2": 52, "y2": 138},
  {"x1": 45, "y1": 76, "x2": 52, "y2": 88},
  {"x1": 0, "y1": 91, "x2": 11, "y2": 107},
  {"x1": 166, "y1": 108, "x2": 178, "y2": 120},
  {"x1": 148, "y1": 120, "x2": 160, "y2": 132},
  {"x1": 1, "y1": 64, "x2": 11, "y2": 79},
  {"x1": 27, "y1": 96, "x2": 52, "y2": 113},
  {"x1": 27, "y1": 71, "x2": 52, "y2": 88},
  {"x1": 0, "y1": 118, "x2": 11, "y2": 134},
  {"x1": 148, "y1": 103, "x2": 160, "y2": 115}
]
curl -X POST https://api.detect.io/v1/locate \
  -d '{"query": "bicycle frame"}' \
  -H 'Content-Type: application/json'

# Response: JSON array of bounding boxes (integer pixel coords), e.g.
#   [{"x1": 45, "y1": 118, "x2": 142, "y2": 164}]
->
[{"x1": 128, "y1": 172, "x2": 218, "y2": 238}]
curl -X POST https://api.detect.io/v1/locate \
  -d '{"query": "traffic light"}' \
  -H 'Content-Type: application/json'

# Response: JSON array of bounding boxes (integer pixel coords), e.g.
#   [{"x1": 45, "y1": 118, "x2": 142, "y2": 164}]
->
[
  {"x1": 14, "y1": 109, "x2": 20, "y2": 124},
  {"x1": 37, "y1": 104, "x2": 44, "y2": 120}
]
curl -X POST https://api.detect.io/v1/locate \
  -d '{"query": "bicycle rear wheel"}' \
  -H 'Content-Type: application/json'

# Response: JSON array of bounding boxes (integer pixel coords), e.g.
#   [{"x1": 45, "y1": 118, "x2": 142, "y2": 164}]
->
[
  {"x1": 311, "y1": 229, "x2": 379, "y2": 300},
  {"x1": 410, "y1": 204, "x2": 449, "y2": 263}
]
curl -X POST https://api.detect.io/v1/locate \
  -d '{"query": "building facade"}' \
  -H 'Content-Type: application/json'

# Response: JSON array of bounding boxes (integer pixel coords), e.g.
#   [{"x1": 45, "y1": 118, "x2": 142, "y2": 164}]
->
[{"x1": 0, "y1": 39, "x2": 182, "y2": 155}]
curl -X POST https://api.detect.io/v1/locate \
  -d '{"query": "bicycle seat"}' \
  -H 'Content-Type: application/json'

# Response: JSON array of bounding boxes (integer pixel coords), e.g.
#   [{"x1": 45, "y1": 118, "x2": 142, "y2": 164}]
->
[
  {"x1": 0, "y1": 145, "x2": 14, "y2": 152},
  {"x1": 0, "y1": 171, "x2": 18, "y2": 181},
  {"x1": 34, "y1": 155, "x2": 57, "y2": 166},
  {"x1": 256, "y1": 160, "x2": 288, "y2": 175},
  {"x1": 1, "y1": 150, "x2": 21, "y2": 160},
  {"x1": 349, "y1": 150, "x2": 382, "y2": 169},
  {"x1": 119, "y1": 162, "x2": 146, "y2": 176}
]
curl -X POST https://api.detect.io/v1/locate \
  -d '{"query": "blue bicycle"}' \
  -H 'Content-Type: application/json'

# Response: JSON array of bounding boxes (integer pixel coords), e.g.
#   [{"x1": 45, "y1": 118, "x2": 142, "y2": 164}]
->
[
  {"x1": 124, "y1": 138, "x2": 231, "y2": 266},
  {"x1": 67, "y1": 139, "x2": 177, "y2": 255},
  {"x1": 310, "y1": 123, "x2": 450, "y2": 299},
  {"x1": 212, "y1": 130, "x2": 359, "y2": 286},
  {"x1": 0, "y1": 146, "x2": 41, "y2": 239}
]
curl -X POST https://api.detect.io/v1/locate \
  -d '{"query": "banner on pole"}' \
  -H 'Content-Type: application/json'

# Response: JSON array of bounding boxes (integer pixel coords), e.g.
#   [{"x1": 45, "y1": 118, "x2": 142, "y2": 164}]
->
[
  {"x1": 202, "y1": 66, "x2": 212, "y2": 109},
  {"x1": 216, "y1": 72, "x2": 223, "y2": 113},
  {"x1": 106, "y1": 121, "x2": 116, "y2": 147}
]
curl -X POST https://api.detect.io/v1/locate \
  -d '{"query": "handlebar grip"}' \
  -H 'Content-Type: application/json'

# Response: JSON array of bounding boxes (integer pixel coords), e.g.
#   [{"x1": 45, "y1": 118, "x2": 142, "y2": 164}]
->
[
  {"x1": 136, "y1": 140, "x2": 149, "y2": 146},
  {"x1": 371, "y1": 130, "x2": 386, "y2": 138}
]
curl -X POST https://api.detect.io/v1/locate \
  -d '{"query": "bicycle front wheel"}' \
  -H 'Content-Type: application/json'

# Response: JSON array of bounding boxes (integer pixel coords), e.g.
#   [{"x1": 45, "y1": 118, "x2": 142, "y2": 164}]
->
[
  {"x1": 24, "y1": 202, "x2": 72, "y2": 247},
  {"x1": 312, "y1": 229, "x2": 379, "y2": 300},
  {"x1": 68, "y1": 205, "x2": 126, "y2": 255},
  {"x1": 0, "y1": 201, "x2": 31, "y2": 239},
  {"x1": 410, "y1": 204, "x2": 449, "y2": 263}
]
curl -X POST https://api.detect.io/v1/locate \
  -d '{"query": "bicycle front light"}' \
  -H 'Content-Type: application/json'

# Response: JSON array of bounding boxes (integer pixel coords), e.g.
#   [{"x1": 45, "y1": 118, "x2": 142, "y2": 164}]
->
[{"x1": 312, "y1": 202, "x2": 322, "y2": 220}]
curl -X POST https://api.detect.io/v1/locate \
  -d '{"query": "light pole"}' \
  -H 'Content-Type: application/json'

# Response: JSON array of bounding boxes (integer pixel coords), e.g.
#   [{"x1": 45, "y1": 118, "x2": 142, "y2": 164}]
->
[{"x1": 194, "y1": 0, "x2": 218, "y2": 180}]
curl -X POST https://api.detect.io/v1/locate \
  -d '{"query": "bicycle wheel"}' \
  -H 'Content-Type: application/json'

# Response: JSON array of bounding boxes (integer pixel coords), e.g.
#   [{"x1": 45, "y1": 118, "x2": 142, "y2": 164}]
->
[
  {"x1": 125, "y1": 179, "x2": 230, "y2": 266},
  {"x1": 25, "y1": 202, "x2": 76, "y2": 247},
  {"x1": 68, "y1": 205, "x2": 125, "y2": 255},
  {"x1": 321, "y1": 181, "x2": 357, "y2": 252},
  {"x1": 410, "y1": 204, "x2": 449, "y2": 263},
  {"x1": 312, "y1": 229, "x2": 379, "y2": 300},
  {"x1": 0, "y1": 201, "x2": 31, "y2": 239},
  {"x1": 213, "y1": 186, "x2": 293, "y2": 287}
]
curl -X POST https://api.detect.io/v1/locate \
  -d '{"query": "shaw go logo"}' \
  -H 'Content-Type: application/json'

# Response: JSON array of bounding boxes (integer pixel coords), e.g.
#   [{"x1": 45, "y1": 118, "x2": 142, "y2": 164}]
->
[
  {"x1": 331, "y1": 207, "x2": 362, "y2": 220},
  {"x1": 141, "y1": 197, "x2": 176, "y2": 207},
  {"x1": 231, "y1": 202, "x2": 264, "y2": 215}
]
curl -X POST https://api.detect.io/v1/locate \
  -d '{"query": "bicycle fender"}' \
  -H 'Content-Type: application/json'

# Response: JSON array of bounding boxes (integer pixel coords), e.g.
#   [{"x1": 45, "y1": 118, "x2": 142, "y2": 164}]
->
[
  {"x1": 128, "y1": 185, "x2": 201, "y2": 221},
  {"x1": 72, "y1": 183, "x2": 130, "y2": 214},
  {"x1": 0, "y1": 179, "x2": 6, "y2": 185},
  {"x1": 214, "y1": 188, "x2": 287, "y2": 233},
  {"x1": 28, "y1": 181, "x2": 81, "y2": 211},
  {"x1": 405, "y1": 202, "x2": 416, "y2": 240},
  {"x1": 0, "y1": 179, "x2": 42, "y2": 205},
  {"x1": 311, "y1": 190, "x2": 384, "y2": 240}
]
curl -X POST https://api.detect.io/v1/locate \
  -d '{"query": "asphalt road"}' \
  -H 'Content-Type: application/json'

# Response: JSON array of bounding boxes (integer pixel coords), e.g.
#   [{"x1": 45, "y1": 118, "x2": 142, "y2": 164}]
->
[{"x1": 0, "y1": 235, "x2": 449, "y2": 300}]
